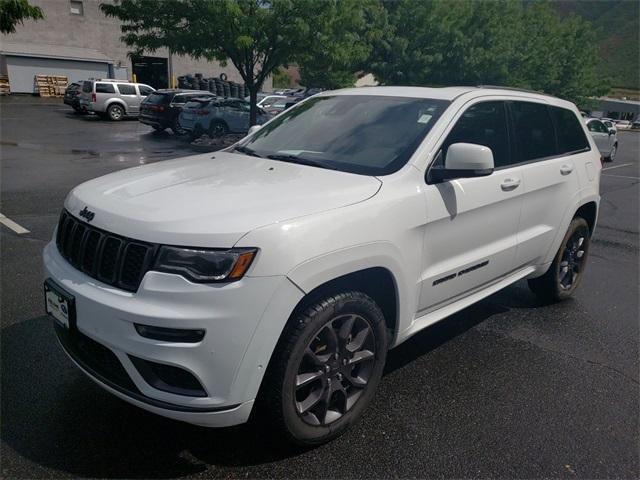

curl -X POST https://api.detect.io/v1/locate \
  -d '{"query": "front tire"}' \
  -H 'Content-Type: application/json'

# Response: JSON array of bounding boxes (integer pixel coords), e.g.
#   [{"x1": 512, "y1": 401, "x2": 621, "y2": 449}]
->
[
  {"x1": 528, "y1": 217, "x2": 591, "y2": 303},
  {"x1": 262, "y1": 292, "x2": 388, "y2": 446}
]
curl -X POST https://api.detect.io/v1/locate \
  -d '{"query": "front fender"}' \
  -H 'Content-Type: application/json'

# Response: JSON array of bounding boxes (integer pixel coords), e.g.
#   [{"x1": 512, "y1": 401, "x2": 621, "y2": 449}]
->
[{"x1": 286, "y1": 242, "x2": 413, "y2": 346}]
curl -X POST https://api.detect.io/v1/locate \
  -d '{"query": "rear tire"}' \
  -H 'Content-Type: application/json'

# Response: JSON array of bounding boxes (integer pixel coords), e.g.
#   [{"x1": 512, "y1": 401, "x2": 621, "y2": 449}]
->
[
  {"x1": 171, "y1": 118, "x2": 187, "y2": 136},
  {"x1": 261, "y1": 291, "x2": 388, "y2": 446},
  {"x1": 208, "y1": 120, "x2": 228, "y2": 137},
  {"x1": 107, "y1": 104, "x2": 125, "y2": 121},
  {"x1": 606, "y1": 143, "x2": 617, "y2": 162},
  {"x1": 528, "y1": 217, "x2": 591, "y2": 303}
]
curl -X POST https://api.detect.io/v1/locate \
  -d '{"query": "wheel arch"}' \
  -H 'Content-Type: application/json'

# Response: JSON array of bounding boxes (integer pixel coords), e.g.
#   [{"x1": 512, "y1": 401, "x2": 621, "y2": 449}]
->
[
  {"x1": 288, "y1": 267, "x2": 399, "y2": 345},
  {"x1": 105, "y1": 99, "x2": 127, "y2": 113},
  {"x1": 574, "y1": 201, "x2": 598, "y2": 236}
]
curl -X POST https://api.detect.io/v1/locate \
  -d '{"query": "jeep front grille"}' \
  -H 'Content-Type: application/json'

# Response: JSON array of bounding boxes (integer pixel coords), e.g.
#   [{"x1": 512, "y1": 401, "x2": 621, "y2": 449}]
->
[{"x1": 55, "y1": 209, "x2": 157, "y2": 292}]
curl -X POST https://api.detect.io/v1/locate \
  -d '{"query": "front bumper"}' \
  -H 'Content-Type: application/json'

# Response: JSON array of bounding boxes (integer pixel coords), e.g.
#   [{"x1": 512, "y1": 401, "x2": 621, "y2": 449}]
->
[{"x1": 43, "y1": 241, "x2": 300, "y2": 427}]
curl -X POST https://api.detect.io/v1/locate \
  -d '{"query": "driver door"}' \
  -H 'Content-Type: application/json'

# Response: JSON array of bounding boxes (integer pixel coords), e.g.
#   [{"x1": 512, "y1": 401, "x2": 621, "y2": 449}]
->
[{"x1": 418, "y1": 100, "x2": 524, "y2": 312}]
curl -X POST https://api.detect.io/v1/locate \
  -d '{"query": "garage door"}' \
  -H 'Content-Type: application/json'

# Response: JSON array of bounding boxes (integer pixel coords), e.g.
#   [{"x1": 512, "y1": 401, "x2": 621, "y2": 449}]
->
[{"x1": 6, "y1": 56, "x2": 109, "y2": 93}]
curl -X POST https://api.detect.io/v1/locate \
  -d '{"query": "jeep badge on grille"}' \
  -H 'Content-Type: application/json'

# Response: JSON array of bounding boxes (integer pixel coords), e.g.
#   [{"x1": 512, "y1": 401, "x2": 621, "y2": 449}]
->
[{"x1": 79, "y1": 206, "x2": 95, "y2": 222}]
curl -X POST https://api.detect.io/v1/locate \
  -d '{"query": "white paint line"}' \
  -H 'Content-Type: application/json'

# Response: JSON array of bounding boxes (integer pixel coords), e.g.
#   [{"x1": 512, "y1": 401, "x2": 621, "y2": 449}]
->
[
  {"x1": 602, "y1": 173, "x2": 640, "y2": 180},
  {"x1": 0, "y1": 213, "x2": 30, "y2": 234},
  {"x1": 602, "y1": 163, "x2": 634, "y2": 171}
]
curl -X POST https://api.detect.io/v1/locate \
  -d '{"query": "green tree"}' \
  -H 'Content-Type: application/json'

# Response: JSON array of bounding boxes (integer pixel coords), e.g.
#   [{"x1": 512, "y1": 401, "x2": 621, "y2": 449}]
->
[
  {"x1": 370, "y1": 0, "x2": 608, "y2": 103},
  {"x1": 296, "y1": 0, "x2": 389, "y2": 90},
  {"x1": 102, "y1": 0, "x2": 370, "y2": 125},
  {"x1": 0, "y1": 0, "x2": 44, "y2": 34}
]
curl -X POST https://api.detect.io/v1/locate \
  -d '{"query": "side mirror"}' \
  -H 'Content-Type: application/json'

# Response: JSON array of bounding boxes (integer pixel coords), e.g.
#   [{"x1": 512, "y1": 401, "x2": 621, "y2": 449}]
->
[
  {"x1": 429, "y1": 143, "x2": 494, "y2": 183},
  {"x1": 247, "y1": 124, "x2": 262, "y2": 136}
]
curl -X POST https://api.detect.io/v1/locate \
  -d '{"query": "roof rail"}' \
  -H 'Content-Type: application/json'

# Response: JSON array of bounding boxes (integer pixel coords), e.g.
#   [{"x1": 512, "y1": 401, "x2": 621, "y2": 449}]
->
[{"x1": 477, "y1": 85, "x2": 557, "y2": 98}]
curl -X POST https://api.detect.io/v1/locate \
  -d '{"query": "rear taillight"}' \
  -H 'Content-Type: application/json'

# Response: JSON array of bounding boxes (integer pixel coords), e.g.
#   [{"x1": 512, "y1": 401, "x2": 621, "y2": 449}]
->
[
  {"x1": 196, "y1": 109, "x2": 210, "y2": 116},
  {"x1": 91, "y1": 92, "x2": 96, "y2": 102},
  {"x1": 149, "y1": 105, "x2": 165, "y2": 112}
]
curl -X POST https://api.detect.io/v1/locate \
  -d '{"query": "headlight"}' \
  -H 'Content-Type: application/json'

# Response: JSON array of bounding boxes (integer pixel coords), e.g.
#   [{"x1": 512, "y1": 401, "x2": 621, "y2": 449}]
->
[{"x1": 153, "y1": 247, "x2": 257, "y2": 283}]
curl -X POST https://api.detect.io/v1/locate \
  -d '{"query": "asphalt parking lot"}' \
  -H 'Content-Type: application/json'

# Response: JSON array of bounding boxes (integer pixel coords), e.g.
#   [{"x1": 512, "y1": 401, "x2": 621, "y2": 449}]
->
[{"x1": 1, "y1": 97, "x2": 638, "y2": 479}]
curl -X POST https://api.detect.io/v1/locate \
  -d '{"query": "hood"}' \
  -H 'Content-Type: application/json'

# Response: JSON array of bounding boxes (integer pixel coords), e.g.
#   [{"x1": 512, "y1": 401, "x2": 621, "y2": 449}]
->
[{"x1": 65, "y1": 152, "x2": 381, "y2": 247}]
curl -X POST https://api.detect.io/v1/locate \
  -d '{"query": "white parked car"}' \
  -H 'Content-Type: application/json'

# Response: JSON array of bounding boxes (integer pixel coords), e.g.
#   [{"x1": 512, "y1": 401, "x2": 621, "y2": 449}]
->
[
  {"x1": 44, "y1": 86, "x2": 601, "y2": 445},
  {"x1": 614, "y1": 119, "x2": 631, "y2": 130},
  {"x1": 586, "y1": 118, "x2": 618, "y2": 161}
]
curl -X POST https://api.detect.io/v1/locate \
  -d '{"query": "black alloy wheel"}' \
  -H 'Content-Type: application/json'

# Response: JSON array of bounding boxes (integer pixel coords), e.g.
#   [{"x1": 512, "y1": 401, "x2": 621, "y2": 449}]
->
[{"x1": 294, "y1": 313, "x2": 376, "y2": 426}]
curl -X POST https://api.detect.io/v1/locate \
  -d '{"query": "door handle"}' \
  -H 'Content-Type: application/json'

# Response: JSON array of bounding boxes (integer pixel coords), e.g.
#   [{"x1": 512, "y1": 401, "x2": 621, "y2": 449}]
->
[
  {"x1": 500, "y1": 178, "x2": 521, "y2": 191},
  {"x1": 560, "y1": 164, "x2": 574, "y2": 175}
]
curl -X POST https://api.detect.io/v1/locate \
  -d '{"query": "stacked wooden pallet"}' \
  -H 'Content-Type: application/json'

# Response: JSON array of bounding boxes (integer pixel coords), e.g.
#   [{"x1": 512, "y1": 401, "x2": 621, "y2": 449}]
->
[
  {"x1": 34, "y1": 74, "x2": 68, "y2": 97},
  {"x1": 0, "y1": 74, "x2": 9, "y2": 95}
]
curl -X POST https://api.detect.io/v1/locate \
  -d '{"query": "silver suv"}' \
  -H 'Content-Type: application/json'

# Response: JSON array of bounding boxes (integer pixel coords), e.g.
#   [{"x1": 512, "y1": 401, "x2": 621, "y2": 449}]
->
[{"x1": 80, "y1": 79, "x2": 155, "y2": 121}]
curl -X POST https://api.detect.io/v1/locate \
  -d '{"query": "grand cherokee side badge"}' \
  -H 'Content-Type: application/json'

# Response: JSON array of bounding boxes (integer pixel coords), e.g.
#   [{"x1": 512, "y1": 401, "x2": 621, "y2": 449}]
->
[{"x1": 79, "y1": 206, "x2": 95, "y2": 222}]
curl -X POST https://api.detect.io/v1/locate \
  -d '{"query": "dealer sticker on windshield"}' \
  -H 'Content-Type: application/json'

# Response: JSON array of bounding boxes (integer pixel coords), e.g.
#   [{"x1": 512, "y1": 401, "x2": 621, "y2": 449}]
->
[{"x1": 418, "y1": 113, "x2": 433, "y2": 124}]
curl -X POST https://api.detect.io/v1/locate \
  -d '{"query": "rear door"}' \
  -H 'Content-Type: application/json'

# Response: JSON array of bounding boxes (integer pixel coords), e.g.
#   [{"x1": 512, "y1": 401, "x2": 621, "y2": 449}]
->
[
  {"x1": 94, "y1": 82, "x2": 116, "y2": 111},
  {"x1": 419, "y1": 100, "x2": 524, "y2": 311},
  {"x1": 116, "y1": 83, "x2": 139, "y2": 114},
  {"x1": 587, "y1": 119, "x2": 612, "y2": 157},
  {"x1": 513, "y1": 102, "x2": 585, "y2": 266}
]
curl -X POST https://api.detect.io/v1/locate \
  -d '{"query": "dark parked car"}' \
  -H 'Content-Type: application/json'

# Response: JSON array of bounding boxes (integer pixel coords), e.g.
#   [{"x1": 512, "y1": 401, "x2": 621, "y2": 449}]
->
[
  {"x1": 179, "y1": 97, "x2": 272, "y2": 137},
  {"x1": 63, "y1": 82, "x2": 84, "y2": 113},
  {"x1": 139, "y1": 89, "x2": 216, "y2": 134}
]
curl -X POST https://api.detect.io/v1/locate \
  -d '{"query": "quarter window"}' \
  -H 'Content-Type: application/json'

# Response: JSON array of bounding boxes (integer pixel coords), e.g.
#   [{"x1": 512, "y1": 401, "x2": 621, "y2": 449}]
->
[
  {"x1": 549, "y1": 106, "x2": 590, "y2": 154},
  {"x1": 442, "y1": 101, "x2": 511, "y2": 168},
  {"x1": 95, "y1": 83, "x2": 115, "y2": 94},
  {"x1": 117, "y1": 84, "x2": 136, "y2": 95},
  {"x1": 510, "y1": 101, "x2": 556, "y2": 161}
]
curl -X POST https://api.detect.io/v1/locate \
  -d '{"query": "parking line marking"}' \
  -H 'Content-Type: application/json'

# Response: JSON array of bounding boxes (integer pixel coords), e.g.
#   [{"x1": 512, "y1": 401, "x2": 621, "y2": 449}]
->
[
  {"x1": 602, "y1": 173, "x2": 640, "y2": 180},
  {"x1": 0, "y1": 213, "x2": 30, "y2": 234},
  {"x1": 602, "y1": 163, "x2": 633, "y2": 171}
]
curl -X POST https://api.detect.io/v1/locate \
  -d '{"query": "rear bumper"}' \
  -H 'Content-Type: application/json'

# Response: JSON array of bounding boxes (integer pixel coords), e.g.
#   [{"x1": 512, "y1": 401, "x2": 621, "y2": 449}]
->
[{"x1": 139, "y1": 114, "x2": 167, "y2": 129}]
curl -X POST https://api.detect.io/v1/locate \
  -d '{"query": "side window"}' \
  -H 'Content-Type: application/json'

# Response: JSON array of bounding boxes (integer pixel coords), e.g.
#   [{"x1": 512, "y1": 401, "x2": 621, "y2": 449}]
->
[
  {"x1": 549, "y1": 107, "x2": 590, "y2": 154},
  {"x1": 172, "y1": 94, "x2": 185, "y2": 104},
  {"x1": 138, "y1": 85, "x2": 153, "y2": 96},
  {"x1": 441, "y1": 101, "x2": 511, "y2": 168},
  {"x1": 510, "y1": 101, "x2": 557, "y2": 161},
  {"x1": 95, "y1": 83, "x2": 115, "y2": 94},
  {"x1": 117, "y1": 84, "x2": 136, "y2": 95}
]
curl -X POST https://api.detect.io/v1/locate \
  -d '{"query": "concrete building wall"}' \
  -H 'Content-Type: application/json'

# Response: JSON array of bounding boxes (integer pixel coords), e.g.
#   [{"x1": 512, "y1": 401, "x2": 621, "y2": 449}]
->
[{"x1": 1, "y1": 0, "x2": 270, "y2": 90}]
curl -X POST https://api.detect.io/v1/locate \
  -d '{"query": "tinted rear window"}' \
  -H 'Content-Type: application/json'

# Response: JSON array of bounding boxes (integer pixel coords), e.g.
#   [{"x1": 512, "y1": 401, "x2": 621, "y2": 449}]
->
[
  {"x1": 95, "y1": 83, "x2": 115, "y2": 94},
  {"x1": 146, "y1": 92, "x2": 170, "y2": 104},
  {"x1": 550, "y1": 107, "x2": 590, "y2": 154},
  {"x1": 117, "y1": 84, "x2": 136, "y2": 95},
  {"x1": 82, "y1": 81, "x2": 92, "y2": 93},
  {"x1": 510, "y1": 101, "x2": 557, "y2": 161}
]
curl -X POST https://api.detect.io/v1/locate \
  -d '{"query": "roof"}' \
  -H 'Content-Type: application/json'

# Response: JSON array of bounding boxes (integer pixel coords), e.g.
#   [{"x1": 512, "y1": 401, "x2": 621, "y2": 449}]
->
[
  {"x1": 324, "y1": 85, "x2": 577, "y2": 107},
  {"x1": 0, "y1": 41, "x2": 112, "y2": 63}
]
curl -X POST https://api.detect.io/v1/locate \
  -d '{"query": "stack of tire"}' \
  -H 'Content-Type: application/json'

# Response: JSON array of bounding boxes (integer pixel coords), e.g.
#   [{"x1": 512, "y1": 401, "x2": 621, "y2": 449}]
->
[{"x1": 176, "y1": 73, "x2": 247, "y2": 99}]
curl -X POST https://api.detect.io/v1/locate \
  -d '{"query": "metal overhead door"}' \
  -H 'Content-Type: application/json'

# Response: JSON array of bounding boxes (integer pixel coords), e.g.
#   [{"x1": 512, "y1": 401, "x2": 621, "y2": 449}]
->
[{"x1": 5, "y1": 56, "x2": 109, "y2": 93}]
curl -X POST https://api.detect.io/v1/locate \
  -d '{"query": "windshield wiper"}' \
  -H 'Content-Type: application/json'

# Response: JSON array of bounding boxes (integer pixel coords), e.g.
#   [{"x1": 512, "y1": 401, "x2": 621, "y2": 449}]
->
[
  {"x1": 233, "y1": 145, "x2": 263, "y2": 158},
  {"x1": 266, "y1": 154, "x2": 336, "y2": 171}
]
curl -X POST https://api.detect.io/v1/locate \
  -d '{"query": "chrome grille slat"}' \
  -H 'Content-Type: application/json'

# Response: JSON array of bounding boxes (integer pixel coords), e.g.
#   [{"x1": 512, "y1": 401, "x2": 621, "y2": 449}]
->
[{"x1": 55, "y1": 210, "x2": 156, "y2": 292}]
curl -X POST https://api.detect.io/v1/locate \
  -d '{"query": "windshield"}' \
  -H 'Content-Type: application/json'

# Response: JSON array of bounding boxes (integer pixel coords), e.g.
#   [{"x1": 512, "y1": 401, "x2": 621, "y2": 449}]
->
[{"x1": 238, "y1": 95, "x2": 449, "y2": 175}]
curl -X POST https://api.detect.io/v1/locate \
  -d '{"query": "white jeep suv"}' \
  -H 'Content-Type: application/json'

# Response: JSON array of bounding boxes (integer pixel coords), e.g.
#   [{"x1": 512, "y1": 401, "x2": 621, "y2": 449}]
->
[{"x1": 44, "y1": 86, "x2": 600, "y2": 445}]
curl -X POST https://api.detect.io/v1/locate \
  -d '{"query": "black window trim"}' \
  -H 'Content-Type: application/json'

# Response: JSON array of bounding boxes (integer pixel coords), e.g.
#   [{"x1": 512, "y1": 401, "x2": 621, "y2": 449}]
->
[
  {"x1": 504, "y1": 100, "x2": 591, "y2": 169},
  {"x1": 426, "y1": 99, "x2": 514, "y2": 184},
  {"x1": 426, "y1": 99, "x2": 592, "y2": 184}
]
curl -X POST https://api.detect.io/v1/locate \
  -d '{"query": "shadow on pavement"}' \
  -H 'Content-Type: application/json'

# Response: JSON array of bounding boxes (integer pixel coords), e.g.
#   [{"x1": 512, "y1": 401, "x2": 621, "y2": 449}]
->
[{"x1": 1, "y1": 284, "x2": 542, "y2": 478}]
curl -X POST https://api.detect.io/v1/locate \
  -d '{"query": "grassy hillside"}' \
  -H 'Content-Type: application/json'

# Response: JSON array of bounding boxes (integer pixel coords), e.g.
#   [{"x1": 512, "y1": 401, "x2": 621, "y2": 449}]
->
[{"x1": 554, "y1": 0, "x2": 639, "y2": 89}]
